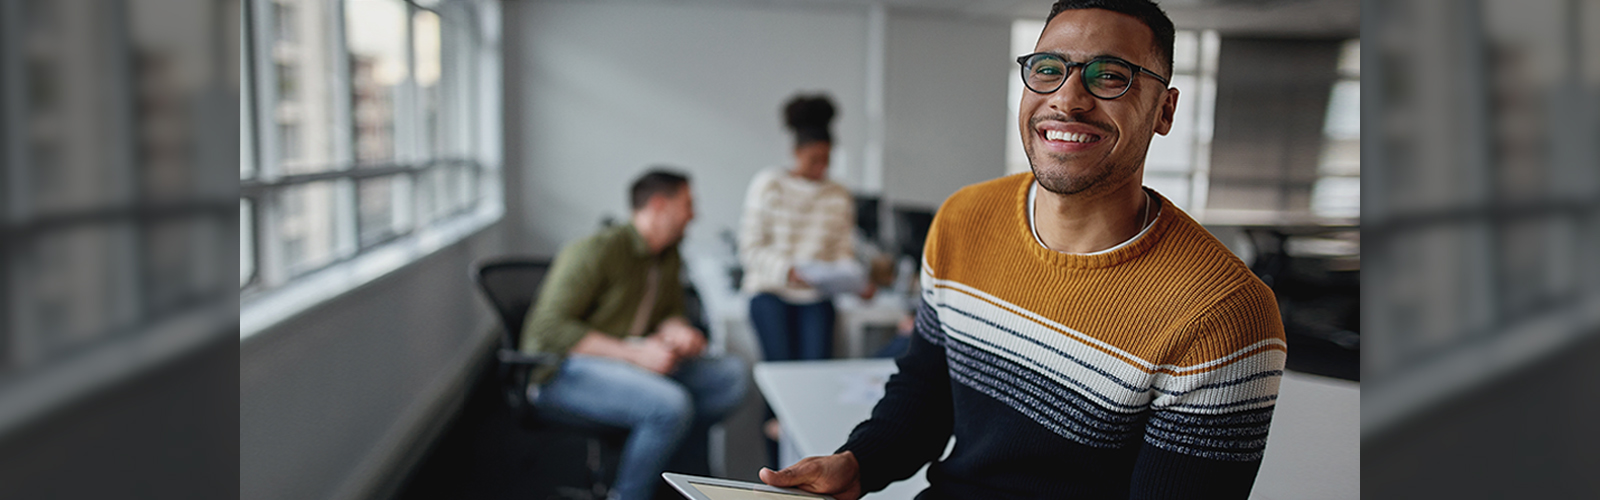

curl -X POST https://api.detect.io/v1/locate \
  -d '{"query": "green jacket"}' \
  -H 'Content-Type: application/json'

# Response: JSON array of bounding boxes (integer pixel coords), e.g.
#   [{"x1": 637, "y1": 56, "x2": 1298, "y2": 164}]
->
[{"x1": 520, "y1": 223, "x2": 685, "y2": 383}]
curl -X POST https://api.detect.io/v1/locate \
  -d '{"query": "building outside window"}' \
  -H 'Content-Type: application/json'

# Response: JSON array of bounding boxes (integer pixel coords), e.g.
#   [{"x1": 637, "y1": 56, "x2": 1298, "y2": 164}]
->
[{"x1": 239, "y1": 0, "x2": 503, "y2": 337}]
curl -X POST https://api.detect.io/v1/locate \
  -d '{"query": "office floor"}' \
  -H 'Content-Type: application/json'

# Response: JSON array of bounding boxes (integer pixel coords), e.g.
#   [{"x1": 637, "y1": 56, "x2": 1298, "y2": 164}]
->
[{"x1": 394, "y1": 361, "x2": 623, "y2": 500}]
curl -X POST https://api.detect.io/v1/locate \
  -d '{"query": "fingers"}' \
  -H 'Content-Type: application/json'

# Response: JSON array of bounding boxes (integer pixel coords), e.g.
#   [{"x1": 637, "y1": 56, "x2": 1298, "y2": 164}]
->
[
  {"x1": 759, "y1": 454, "x2": 861, "y2": 499},
  {"x1": 760, "y1": 455, "x2": 828, "y2": 486},
  {"x1": 758, "y1": 463, "x2": 808, "y2": 487},
  {"x1": 659, "y1": 326, "x2": 706, "y2": 358},
  {"x1": 684, "y1": 335, "x2": 707, "y2": 357},
  {"x1": 636, "y1": 342, "x2": 680, "y2": 374},
  {"x1": 757, "y1": 467, "x2": 788, "y2": 486}
]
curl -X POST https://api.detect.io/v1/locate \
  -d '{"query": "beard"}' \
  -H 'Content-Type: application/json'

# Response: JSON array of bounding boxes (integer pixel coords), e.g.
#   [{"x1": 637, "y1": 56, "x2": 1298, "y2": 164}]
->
[
  {"x1": 1030, "y1": 152, "x2": 1120, "y2": 195},
  {"x1": 1024, "y1": 114, "x2": 1148, "y2": 196}
]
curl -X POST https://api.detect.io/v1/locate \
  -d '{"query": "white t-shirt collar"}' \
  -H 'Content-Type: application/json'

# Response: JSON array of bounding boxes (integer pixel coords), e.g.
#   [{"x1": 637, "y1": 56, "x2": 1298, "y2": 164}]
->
[{"x1": 1027, "y1": 181, "x2": 1160, "y2": 255}]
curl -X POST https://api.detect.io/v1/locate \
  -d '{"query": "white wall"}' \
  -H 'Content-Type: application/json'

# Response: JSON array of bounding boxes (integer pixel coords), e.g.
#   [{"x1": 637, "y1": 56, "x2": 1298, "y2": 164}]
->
[
  {"x1": 240, "y1": 227, "x2": 506, "y2": 500},
  {"x1": 509, "y1": 1, "x2": 870, "y2": 258},
  {"x1": 506, "y1": 1, "x2": 1012, "y2": 258},
  {"x1": 881, "y1": 10, "x2": 1011, "y2": 209}
]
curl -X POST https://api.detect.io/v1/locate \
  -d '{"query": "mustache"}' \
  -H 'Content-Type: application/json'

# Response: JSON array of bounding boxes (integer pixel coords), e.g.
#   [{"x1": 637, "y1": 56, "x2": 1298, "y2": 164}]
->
[{"x1": 1029, "y1": 113, "x2": 1113, "y2": 135}]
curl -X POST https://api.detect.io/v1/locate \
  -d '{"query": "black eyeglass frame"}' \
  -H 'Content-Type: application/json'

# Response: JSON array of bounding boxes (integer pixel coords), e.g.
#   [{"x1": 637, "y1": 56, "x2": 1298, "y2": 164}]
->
[{"x1": 1015, "y1": 52, "x2": 1170, "y2": 99}]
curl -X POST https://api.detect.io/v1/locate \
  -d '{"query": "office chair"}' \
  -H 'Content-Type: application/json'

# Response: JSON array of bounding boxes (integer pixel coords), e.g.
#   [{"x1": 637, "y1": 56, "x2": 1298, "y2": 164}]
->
[{"x1": 472, "y1": 257, "x2": 631, "y2": 500}]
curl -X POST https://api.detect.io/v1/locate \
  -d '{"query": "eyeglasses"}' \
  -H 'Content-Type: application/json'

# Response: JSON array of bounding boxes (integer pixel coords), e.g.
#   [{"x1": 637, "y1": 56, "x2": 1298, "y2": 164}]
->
[{"x1": 1015, "y1": 53, "x2": 1169, "y2": 99}]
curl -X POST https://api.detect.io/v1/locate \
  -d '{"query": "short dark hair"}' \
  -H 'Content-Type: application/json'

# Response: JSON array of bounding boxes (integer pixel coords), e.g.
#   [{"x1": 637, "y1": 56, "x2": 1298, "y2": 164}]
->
[
  {"x1": 783, "y1": 93, "x2": 837, "y2": 149},
  {"x1": 1046, "y1": 0, "x2": 1175, "y2": 78},
  {"x1": 630, "y1": 168, "x2": 690, "y2": 211}
]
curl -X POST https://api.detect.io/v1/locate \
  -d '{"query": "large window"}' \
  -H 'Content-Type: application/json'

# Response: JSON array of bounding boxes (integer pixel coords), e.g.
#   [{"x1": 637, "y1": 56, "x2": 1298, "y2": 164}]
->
[
  {"x1": 0, "y1": 0, "x2": 239, "y2": 431},
  {"x1": 1313, "y1": 39, "x2": 1360, "y2": 218},
  {"x1": 240, "y1": 0, "x2": 502, "y2": 336},
  {"x1": 1364, "y1": 0, "x2": 1600, "y2": 433}
]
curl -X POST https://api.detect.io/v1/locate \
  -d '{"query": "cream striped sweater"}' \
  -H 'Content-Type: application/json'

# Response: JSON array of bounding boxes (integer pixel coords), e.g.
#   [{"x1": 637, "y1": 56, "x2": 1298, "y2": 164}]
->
[
  {"x1": 839, "y1": 173, "x2": 1287, "y2": 498},
  {"x1": 737, "y1": 167, "x2": 856, "y2": 303}
]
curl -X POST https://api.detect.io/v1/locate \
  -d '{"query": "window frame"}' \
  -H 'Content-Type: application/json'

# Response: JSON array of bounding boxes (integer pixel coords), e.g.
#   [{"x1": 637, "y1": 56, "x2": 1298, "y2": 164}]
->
[
  {"x1": 239, "y1": 0, "x2": 502, "y2": 339},
  {"x1": 0, "y1": 0, "x2": 244, "y2": 435}
]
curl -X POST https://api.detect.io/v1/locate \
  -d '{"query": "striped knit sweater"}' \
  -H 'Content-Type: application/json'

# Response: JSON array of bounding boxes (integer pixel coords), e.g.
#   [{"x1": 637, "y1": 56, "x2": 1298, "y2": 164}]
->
[
  {"x1": 738, "y1": 167, "x2": 856, "y2": 303},
  {"x1": 838, "y1": 173, "x2": 1286, "y2": 499}
]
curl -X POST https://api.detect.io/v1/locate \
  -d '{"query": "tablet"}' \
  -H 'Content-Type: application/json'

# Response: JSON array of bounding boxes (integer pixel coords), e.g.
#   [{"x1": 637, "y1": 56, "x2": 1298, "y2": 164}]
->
[{"x1": 661, "y1": 472, "x2": 837, "y2": 500}]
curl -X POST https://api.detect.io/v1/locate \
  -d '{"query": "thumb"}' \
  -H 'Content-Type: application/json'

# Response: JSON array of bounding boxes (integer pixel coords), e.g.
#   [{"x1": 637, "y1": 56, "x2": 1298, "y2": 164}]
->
[{"x1": 759, "y1": 466, "x2": 803, "y2": 487}]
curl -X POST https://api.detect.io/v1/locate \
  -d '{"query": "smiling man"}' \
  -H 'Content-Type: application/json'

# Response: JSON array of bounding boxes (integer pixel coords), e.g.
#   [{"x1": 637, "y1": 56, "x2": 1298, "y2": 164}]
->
[{"x1": 758, "y1": 1, "x2": 1287, "y2": 498}]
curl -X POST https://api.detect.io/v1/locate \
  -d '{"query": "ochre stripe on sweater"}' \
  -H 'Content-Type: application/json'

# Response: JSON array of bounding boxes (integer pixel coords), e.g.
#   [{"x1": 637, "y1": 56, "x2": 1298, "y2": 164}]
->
[
  {"x1": 838, "y1": 173, "x2": 1287, "y2": 498},
  {"x1": 922, "y1": 174, "x2": 1284, "y2": 371}
]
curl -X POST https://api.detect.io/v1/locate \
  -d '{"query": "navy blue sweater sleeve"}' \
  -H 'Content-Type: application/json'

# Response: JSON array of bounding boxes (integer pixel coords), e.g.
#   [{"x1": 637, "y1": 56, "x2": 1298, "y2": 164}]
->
[
  {"x1": 1129, "y1": 405, "x2": 1273, "y2": 499},
  {"x1": 837, "y1": 298, "x2": 953, "y2": 494}
]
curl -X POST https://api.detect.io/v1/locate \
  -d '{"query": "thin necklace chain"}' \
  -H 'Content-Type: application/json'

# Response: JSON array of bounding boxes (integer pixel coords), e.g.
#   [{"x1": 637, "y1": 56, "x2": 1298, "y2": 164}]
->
[{"x1": 1138, "y1": 190, "x2": 1151, "y2": 232}]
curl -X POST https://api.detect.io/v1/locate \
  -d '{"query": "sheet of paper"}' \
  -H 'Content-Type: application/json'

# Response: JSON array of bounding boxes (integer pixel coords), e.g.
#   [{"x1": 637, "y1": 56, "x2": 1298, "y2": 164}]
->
[
  {"x1": 835, "y1": 365, "x2": 896, "y2": 405},
  {"x1": 793, "y1": 260, "x2": 866, "y2": 296}
]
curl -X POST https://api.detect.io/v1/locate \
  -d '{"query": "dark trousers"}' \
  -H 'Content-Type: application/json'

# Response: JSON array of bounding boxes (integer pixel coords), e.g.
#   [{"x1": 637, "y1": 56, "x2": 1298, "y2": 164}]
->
[
  {"x1": 749, "y1": 293, "x2": 835, "y2": 469},
  {"x1": 749, "y1": 293, "x2": 836, "y2": 362}
]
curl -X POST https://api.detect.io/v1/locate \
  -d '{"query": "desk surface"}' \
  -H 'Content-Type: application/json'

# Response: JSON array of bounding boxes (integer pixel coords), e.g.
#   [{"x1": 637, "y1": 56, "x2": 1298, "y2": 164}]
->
[
  {"x1": 754, "y1": 359, "x2": 897, "y2": 457},
  {"x1": 753, "y1": 359, "x2": 932, "y2": 500},
  {"x1": 754, "y1": 360, "x2": 1358, "y2": 500}
]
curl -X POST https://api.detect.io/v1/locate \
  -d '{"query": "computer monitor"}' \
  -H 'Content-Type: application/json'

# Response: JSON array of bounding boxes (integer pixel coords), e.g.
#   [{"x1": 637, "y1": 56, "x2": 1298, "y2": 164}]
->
[
  {"x1": 853, "y1": 194, "x2": 881, "y2": 243},
  {"x1": 892, "y1": 205, "x2": 935, "y2": 262}
]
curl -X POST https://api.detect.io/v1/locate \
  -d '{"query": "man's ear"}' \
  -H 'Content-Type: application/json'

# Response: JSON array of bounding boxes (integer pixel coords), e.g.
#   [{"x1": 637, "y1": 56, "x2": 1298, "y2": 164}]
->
[{"x1": 1153, "y1": 87, "x2": 1179, "y2": 136}]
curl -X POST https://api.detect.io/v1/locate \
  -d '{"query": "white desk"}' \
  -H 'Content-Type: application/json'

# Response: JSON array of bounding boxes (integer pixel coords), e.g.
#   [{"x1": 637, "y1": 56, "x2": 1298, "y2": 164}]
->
[
  {"x1": 832, "y1": 294, "x2": 908, "y2": 358},
  {"x1": 753, "y1": 359, "x2": 935, "y2": 500},
  {"x1": 1248, "y1": 371, "x2": 1360, "y2": 500},
  {"x1": 754, "y1": 360, "x2": 1358, "y2": 500}
]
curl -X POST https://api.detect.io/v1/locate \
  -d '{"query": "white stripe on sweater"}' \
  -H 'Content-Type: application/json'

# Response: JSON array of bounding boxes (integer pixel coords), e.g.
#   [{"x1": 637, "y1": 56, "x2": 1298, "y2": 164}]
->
[{"x1": 738, "y1": 167, "x2": 856, "y2": 302}]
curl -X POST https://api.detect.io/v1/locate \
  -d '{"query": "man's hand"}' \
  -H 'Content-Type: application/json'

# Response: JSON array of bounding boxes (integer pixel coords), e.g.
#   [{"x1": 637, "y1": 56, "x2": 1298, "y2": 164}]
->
[
  {"x1": 758, "y1": 451, "x2": 862, "y2": 500},
  {"x1": 653, "y1": 318, "x2": 706, "y2": 358},
  {"x1": 628, "y1": 337, "x2": 680, "y2": 374}
]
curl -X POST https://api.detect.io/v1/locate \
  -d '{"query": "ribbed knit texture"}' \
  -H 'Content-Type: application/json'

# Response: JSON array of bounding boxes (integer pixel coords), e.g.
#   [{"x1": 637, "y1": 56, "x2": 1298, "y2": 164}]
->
[
  {"x1": 738, "y1": 167, "x2": 856, "y2": 303},
  {"x1": 838, "y1": 173, "x2": 1286, "y2": 499}
]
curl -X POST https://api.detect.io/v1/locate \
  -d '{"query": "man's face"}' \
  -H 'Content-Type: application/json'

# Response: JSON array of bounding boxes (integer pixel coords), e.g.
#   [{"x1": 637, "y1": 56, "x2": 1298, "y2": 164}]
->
[
  {"x1": 660, "y1": 184, "x2": 695, "y2": 245},
  {"x1": 1020, "y1": 9, "x2": 1178, "y2": 196}
]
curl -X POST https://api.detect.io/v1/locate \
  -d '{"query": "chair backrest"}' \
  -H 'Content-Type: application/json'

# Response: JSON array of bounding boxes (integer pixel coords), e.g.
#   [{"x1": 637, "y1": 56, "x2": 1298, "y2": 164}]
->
[
  {"x1": 473, "y1": 257, "x2": 554, "y2": 351},
  {"x1": 472, "y1": 256, "x2": 632, "y2": 439}
]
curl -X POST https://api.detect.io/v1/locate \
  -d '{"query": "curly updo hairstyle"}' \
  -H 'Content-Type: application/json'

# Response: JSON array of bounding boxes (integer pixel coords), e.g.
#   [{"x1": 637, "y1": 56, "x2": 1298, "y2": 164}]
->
[{"x1": 783, "y1": 93, "x2": 837, "y2": 150}]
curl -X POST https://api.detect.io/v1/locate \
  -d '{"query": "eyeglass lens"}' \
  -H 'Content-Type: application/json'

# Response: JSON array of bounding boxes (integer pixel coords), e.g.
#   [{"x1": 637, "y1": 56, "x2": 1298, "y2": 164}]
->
[{"x1": 1022, "y1": 55, "x2": 1134, "y2": 98}]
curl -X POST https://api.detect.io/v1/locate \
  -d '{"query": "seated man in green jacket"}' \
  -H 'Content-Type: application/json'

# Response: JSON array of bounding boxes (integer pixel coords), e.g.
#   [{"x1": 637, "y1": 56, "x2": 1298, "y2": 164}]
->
[{"x1": 523, "y1": 169, "x2": 748, "y2": 500}]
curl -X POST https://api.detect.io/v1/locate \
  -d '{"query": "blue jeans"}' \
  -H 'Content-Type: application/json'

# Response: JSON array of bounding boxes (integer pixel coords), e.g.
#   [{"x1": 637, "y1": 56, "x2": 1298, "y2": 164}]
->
[
  {"x1": 749, "y1": 293, "x2": 836, "y2": 361},
  {"x1": 533, "y1": 355, "x2": 748, "y2": 500}
]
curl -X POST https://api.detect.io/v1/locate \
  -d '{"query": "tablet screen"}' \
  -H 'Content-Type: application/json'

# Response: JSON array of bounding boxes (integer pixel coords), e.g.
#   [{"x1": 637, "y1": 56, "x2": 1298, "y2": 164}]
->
[{"x1": 690, "y1": 482, "x2": 828, "y2": 500}]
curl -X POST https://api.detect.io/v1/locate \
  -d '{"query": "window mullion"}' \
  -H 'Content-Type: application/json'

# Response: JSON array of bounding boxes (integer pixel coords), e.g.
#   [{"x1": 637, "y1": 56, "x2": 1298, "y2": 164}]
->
[
  {"x1": 1189, "y1": 29, "x2": 1220, "y2": 216},
  {"x1": 253, "y1": 0, "x2": 283, "y2": 182},
  {"x1": 0, "y1": 0, "x2": 16, "y2": 364},
  {"x1": 329, "y1": 0, "x2": 357, "y2": 259},
  {"x1": 330, "y1": 0, "x2": 354, "y2": 167},
  {"x1": 402, "y1": 1, "x2": 424, "y2": 224},
  {"x1": 398, "y1": 1, "x2": 418, "y2": 165},
  {"x1": 105, "y1": 0, "x2": 148, "y2": 329},
  {"x1": 250, "y1": 0, "x2": 288, "y2": 289},
  {"x1": 239, "y1": 0, "x2": 260, "y2": 288}
]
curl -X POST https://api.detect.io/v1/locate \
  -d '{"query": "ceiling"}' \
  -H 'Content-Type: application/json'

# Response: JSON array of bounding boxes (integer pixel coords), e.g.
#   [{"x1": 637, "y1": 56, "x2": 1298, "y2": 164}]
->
[{"x1": 654, "y1": 0, "x2": 1360, "y2": 37}]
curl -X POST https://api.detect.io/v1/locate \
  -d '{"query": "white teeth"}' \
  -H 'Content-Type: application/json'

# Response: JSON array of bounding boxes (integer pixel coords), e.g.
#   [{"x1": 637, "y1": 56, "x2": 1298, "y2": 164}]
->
[{"x1": 1044, "y1": 130, "x2": 1095, "y2": 143}]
